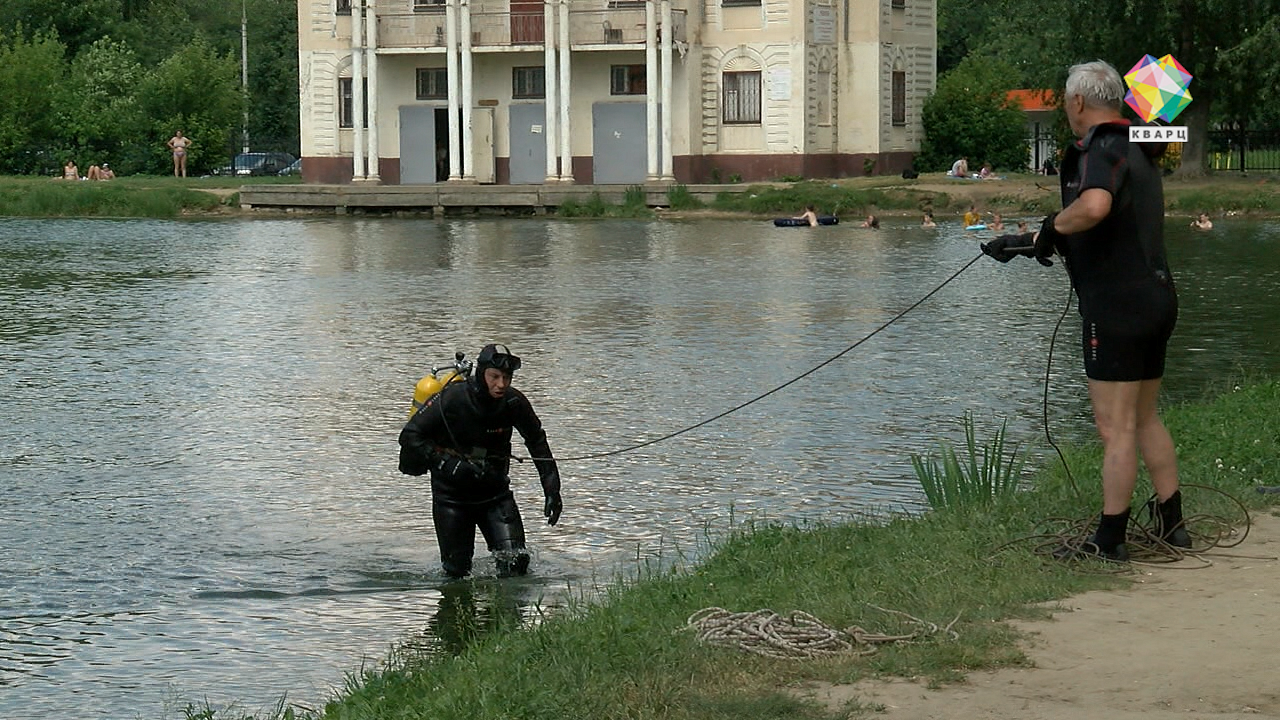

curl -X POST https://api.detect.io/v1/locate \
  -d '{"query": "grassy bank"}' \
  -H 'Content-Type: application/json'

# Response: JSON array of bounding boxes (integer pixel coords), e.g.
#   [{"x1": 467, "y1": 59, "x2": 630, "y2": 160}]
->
[
  {"x1": 0, "y1": 175, "x2": 298, "y2": 218},
  {"x1": 699, "y1": 173, "x2": 1280, "y2": 219},
  {"x1": 548, "y1": 173, "x2": 1280, "y2": 220},
  {"x1": 203, "y1": 379, "x2": 1278, "y2": 720},
  {"x1": 3, "y1": 172, "x2": 1276, "y2": 221}
]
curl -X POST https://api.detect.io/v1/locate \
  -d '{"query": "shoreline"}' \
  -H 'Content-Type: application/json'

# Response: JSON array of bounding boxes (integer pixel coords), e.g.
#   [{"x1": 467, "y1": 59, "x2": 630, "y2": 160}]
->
[{"x1": 2, "y1": 172, "x2": 1277, "y2": 220}]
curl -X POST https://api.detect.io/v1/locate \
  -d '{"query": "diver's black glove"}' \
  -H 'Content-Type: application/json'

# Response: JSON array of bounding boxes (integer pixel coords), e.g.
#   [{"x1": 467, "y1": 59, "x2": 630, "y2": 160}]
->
[
  {"x1": 981, "y1": 233, "x2": 1036, "y2": 263},
  {"x1": 431, "y1": 451, "x2": 481, "y2": 478},
  {"x1": 432, "y1": 454, "x2": 464, "y2": 476},
  {"x1": 543, "y1": 491, "x2": 563, "y2": 526},
  {"x1": 1034, "y1": 212, "x2": 1067, "y2": 265}
]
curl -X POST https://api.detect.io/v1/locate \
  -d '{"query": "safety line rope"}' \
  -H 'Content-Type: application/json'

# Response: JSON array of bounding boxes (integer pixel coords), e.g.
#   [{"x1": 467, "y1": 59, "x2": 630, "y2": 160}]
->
[{"x1": 518, "y1": 253, "x2": 986, "y2": 464}]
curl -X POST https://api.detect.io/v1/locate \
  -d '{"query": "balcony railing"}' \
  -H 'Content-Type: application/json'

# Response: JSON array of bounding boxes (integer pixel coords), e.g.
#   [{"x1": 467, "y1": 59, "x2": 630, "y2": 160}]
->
[{"x1": 376, "y1": 5, "x2": 685, "y2": 50}]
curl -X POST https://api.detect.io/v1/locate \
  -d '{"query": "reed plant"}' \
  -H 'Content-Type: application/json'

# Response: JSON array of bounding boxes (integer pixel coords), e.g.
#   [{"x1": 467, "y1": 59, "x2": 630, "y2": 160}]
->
[{"x1": 910, "y1": 412, "x2": 1024, "y2": 510}]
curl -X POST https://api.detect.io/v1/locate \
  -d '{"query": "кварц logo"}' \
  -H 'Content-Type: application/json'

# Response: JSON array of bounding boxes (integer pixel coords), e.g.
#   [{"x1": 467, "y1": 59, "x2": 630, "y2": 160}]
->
[{"x1": 1123, "y1": 54, "x2": 1192, "y2": 142}]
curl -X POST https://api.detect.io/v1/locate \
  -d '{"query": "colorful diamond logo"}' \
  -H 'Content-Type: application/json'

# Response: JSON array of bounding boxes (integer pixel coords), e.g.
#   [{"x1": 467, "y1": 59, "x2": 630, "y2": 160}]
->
[{"x1": 1124, "y1": 54, "x2": 1193, "y2": 123}]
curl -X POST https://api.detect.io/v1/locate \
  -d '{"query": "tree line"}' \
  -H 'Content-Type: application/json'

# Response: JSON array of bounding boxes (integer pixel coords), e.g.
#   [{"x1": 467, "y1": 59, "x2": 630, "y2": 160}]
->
[
  {"x1": 4, "y1": 0, "x2": 1277, "y2": 178},
  {"x1": 0, "y1": 0, "x2": 298, "y2": 177},
  {"x1": 924, "y1": 0, "x2": 1280, "y2": 175}
]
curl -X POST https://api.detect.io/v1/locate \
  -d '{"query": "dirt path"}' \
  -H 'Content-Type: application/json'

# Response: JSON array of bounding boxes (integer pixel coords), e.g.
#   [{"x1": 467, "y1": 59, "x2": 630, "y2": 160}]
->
[{"x1": 804, "y1": 512, "x2": 1280, "y2": 719}]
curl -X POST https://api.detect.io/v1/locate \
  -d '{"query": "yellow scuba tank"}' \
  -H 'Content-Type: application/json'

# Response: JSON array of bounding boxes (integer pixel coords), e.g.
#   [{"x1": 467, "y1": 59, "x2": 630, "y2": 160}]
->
[{"x1": 408, "y1": 353, "x2": 472, "y2": 418}]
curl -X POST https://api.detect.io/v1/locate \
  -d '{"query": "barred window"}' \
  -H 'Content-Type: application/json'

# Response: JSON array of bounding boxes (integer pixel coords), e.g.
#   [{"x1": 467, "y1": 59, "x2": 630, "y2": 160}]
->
[
  {"x1": 338, "y1": 77, "x2": 368, "y2": 128},
  {"x1": 722, "y1": 71, "x2": 761, "y2": 124},
  {"x1": 512, "y1": 66, "x2": 545, "y2": 99},
  {"x1": 416, "y1": 68, "x2": 447, "y2": 99},
  {"x1": 892, "y1": 70, "x2": 906, "y2": 126},
  {"x1": 611, "y1": 65, "x2": 646, "y2": 95}
]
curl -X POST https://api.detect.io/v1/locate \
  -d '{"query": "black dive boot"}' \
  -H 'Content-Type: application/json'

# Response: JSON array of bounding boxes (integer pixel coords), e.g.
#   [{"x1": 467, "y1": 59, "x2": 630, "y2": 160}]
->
[
  {"x1": 1057, "y1": 508, "x2": 1131, "y2": 561},
  {"x1": 1085, "y1": 509, "x2": 1131, "y2": 561},
  {"x1": 1150, "y1": 490, "x2": 1192, "y2": 549}
]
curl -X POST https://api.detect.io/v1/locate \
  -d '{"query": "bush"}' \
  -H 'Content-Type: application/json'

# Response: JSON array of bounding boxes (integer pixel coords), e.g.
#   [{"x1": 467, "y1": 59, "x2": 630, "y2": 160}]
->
[{"x1": 918, "y1": 56, "x2": 1030, "y2": 173}]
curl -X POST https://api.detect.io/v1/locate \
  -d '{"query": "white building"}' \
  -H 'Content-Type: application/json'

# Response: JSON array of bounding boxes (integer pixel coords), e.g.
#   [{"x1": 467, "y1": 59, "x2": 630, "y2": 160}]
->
[{"x1": 296, "y1": 0, "x2": 936, "y2": 184}]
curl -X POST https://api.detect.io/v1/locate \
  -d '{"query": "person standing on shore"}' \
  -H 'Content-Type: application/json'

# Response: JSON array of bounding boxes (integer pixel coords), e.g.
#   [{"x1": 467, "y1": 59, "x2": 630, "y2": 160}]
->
[
  {"x1": 981, "y1": 60, "x2": 1190, "y2": 560},
  {"x1": 167, "y1": 130, "x2": 191, "y2": 177}
]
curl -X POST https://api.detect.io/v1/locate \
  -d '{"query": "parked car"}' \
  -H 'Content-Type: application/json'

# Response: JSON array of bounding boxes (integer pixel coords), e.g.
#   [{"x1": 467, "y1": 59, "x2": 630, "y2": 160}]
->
[
  {"x1": 278, "y1": 158, "x2": 302, "y2": 176},
  {"x1": 217, "y1": 152, "x2": 297, "y2": 177}
]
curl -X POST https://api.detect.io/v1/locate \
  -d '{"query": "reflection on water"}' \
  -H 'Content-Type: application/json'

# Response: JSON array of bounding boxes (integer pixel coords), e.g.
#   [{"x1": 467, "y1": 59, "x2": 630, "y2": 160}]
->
[
  {"x1": 1, "y1": 216, "x2": 1277, "y2": 718},
  {"x1": 403, "y1": 579, "x2": 536, "y2": 659}
]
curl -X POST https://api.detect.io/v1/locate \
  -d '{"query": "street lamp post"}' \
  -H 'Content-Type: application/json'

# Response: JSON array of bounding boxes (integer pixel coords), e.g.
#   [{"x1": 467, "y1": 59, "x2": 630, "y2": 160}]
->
[{"x1": 241, "y1": 0, "x2": 250, "y2": 153}]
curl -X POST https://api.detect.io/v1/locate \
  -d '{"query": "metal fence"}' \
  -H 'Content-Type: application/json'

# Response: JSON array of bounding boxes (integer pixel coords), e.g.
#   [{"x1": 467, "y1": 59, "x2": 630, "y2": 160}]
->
[{"x1": 1207, "y1": 130, "x2": 1280, "y2": 172}]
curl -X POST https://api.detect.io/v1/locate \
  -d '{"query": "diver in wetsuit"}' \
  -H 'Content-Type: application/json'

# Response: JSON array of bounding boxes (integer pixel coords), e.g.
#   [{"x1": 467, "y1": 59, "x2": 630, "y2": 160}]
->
[{"x1": 399, "y1": 344, "x2": 564, "y2": 577}]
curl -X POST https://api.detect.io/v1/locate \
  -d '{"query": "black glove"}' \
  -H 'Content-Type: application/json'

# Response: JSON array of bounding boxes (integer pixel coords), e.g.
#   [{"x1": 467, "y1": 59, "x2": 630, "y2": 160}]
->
[
  {"x1": 543, "y1": 491, "x2": 563, "y2": 526},
  {"x1": 980, "y1": 233, "x2": 1036, "y2": 263},
  {"x1": 431, "y1": 453, "x2": 472, "y2": 478},
  {"x1": 1034, "y1": 212, "x2": 1067, "y2": 265}
]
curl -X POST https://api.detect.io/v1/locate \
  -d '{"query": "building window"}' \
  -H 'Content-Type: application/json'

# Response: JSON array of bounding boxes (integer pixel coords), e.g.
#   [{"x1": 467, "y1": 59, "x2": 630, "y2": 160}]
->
[
  {"x1": 892, "y1": 70, "x2": 906, "y2": 126},
  {"x1": 611, "y1": 65, "x2": 646, "y2": 95},
  {"x1": 722, "y1": 0, "x2": 761, "y2": 6},
  {"x1": 892, "y1": 0, "x2": 906, "y2": 8},
  {"x1": 722, "y1": 71, "x2": 761, "y2": 124},
  {"x1": 416, "y1": 68, "x2": 447, "y2": 99},
  {"x1": 512, "y1": 66, "x2": 545, "y2": 99},
  {"x1": 607, "y1": 0, "x2": 645, "y2": 6},
  {"x1": 414, "y1": 0, "x2": 445, "y2": 11},
  {"x1": 338, "y1": 77, "x2": 368, "y2": 129},
  {"x1": 336, "y1": 0, "x2": 351, "y2": 15}
]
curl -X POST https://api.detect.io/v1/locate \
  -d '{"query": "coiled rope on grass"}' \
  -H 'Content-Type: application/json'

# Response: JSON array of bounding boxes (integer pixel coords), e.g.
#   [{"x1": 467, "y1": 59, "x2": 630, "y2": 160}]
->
[
  {"x1": 1003, "y1": 483, "x2": 1260, "y2": 568},
  {"x1": 682, "y1": 605, "x2": 961, "y2": 660}
]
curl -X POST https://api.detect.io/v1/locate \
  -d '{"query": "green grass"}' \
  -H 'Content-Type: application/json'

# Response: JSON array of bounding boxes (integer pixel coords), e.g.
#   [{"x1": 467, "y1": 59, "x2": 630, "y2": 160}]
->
[
  {"x1": 219, "y1": 379, "x2": 1279, "y2": 720},
  {"x1": 667, "y1": 184, "x2": 704, "y2": 210},
  {"x1": 1164, "y1": 183, "x2": 1280, "y2": 213},
  {"x1": 555, "y1": 190, "x2": 655, "y2": 219},
  {"x1": 709, "y1": 180, "x2": 950, "y2": 217},
  {"x1": 0, "y1": 175, "x2": 298, "y2": 218}
]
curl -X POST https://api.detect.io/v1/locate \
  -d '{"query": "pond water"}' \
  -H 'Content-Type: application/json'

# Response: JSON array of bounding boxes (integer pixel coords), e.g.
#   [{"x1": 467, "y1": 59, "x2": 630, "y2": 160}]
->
[{"x1": 1, "y1": 215, "x2": 1277, "y2": 718}]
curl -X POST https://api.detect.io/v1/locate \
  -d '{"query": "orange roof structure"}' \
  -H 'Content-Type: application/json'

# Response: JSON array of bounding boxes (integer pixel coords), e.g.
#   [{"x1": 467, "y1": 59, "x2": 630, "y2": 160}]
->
[{"x1": 1007, "y1": 89, "x2": 1056, "y2": 112}]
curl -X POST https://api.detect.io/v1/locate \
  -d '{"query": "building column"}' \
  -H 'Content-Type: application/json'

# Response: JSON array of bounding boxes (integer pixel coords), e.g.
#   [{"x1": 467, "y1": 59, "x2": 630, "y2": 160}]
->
[
  {"x1": 351, "y1": 0, "x2": 366, "y2": 181},
  {"x1": 365, "y1": 0, "x2": 380, "y2": 183},
  {"x1": 645, "y1": 0, "x2": 658, "y2": 181},
  {"x1": 659, "y1": 0, "x2": 674, "y2": 181},
  {"x1": 445, "y1": 0, "x2": 461, "y2": 180},
  {"x1": 543, "y1": 0, "x2": 558, "y2": 182},
  {"x1": 460, "y1": 0, "x2": 475, "y2": 181},
  {"x1": 558, "y1": 0, "x2": 572, "y2": 183}
]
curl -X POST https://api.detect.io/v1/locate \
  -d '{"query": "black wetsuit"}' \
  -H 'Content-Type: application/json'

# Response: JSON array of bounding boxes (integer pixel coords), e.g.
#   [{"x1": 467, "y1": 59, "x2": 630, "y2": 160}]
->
[
  {"x1": 399, "y1": 377, "x2": 561, "y2": 577},
  {"x1": 1059, "y1": 121, "x2": 1177, "y2": 381}
]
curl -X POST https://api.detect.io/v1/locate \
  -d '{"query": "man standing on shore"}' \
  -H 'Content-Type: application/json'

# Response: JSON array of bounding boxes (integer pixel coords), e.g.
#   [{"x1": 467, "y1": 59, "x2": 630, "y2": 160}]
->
[{"x1": 983, "y1": 60, "x2": 1190, "y2": 560}]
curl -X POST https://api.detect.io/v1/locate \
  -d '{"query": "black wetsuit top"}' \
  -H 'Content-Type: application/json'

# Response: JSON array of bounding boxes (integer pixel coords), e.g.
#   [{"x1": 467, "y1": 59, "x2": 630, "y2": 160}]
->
[
  {"x1": 1059, "y1": 120, "x2": 1177, "y2": 336},
  {"x1": 399, "y1": 378, "x2": 561, "y2": 504}
]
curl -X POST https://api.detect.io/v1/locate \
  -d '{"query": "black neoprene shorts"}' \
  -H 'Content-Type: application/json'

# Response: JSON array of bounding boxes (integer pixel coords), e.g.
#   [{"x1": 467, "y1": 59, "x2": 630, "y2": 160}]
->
[{"x1": 1081, "y1": 319, "x2": 1172, "y2": 382}]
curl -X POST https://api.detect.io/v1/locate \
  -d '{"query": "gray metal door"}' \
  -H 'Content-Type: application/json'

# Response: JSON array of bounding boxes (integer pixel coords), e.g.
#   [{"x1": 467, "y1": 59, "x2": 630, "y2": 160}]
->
[
  {"x1": 508, "y1": 103, "x2": 546, "y2": 184},
  {"x1": 400, "y1": 105, "x2": 436, "y2": 184},
  {"x1": 592, "y1": 102, "x2": 653, "y2": 184}
]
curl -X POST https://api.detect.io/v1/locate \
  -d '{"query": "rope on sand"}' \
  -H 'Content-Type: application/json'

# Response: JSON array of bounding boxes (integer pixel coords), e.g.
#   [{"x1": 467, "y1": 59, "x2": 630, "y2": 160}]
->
[{"x1": 682, "y1": 605, "x2": 960, "y2": 660}]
